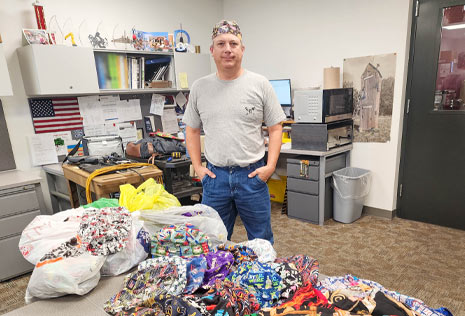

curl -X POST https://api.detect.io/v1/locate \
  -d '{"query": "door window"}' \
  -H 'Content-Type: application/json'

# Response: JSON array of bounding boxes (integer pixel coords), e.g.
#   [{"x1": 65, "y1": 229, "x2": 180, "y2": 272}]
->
[{"x1": 434, "y1": 5, "x2": 465, "y2": 111}]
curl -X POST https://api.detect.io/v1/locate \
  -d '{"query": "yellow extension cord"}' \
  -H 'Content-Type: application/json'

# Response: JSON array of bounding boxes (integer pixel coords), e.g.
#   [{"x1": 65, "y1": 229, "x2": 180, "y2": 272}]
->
[{"x1": 85, "y1": 163, "x2": 156, "y2": 204}]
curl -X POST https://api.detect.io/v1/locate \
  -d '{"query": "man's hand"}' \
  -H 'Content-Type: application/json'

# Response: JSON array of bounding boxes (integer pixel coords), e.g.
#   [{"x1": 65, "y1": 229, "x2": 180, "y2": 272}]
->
[
  {"x1": 195, "y1": 165, "x2": 216, "y2": 181},
  {"x1": 248, "y1": 165, "x2": 275, "y2": 182}
]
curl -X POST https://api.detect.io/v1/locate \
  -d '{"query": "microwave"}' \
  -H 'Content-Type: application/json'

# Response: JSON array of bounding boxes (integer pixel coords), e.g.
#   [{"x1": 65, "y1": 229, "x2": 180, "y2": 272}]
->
[{"x1": 293, "y1": 88, "x2": 353, "y2": 123}]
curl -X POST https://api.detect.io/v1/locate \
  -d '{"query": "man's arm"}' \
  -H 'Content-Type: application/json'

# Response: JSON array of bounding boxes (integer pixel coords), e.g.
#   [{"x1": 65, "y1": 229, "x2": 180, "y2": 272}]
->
[
  {"x1": 248, "y1": 123, "x2": 283, "y2": 181},
  {"x1": 185, "y1": 126, "x2": 215, "y2": 179}
]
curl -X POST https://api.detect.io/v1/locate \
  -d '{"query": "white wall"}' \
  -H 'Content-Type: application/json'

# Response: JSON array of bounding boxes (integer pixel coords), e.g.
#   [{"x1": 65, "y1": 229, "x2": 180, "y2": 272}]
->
[
  {"x1": 0, "y1": 0, "x2": 222, "y2": 212},
  {"x1": 224, "y1": 0, "x2": 413, "y2": 211}
]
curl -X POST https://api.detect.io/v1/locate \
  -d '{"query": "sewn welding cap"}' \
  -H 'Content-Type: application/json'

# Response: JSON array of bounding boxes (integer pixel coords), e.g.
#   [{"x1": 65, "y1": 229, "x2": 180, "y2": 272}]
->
[{"x1": 212, "y1": 20, "x2": 242, "y2": 40}]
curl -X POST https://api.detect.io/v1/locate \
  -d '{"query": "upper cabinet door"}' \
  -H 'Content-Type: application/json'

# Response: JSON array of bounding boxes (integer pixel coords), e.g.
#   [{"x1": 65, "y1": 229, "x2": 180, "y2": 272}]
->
[
  {"x1": 17, "y1": 45, "x2": 99, "y2": 96},
  {"x1": 174, "y1": 53, "x2": 213, "y2": 89},
  {"x1": 0, "y1": 44, "x2": 13, "y2": 96}
]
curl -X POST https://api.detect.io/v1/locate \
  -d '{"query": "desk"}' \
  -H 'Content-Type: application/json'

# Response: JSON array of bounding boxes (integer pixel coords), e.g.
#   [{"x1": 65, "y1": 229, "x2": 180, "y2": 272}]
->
[
  {"x1": 62, "y1": 164, "x2": 163, "y2": 208},
  {"x1": 269, "y1": 143, "x2": 352, "y2": 225}
]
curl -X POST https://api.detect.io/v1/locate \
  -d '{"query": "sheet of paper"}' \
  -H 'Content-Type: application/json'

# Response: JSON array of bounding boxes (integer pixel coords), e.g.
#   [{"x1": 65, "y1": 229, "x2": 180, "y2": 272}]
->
[
  {"x1": 78, "y1": 95, "x2": 104, "y2": 126},
  {"x1": 117, "y1": 122, "x2": 138, "y2": 147},
  {"x1": 51, "y1": 131, "x2": 73, "y2": 156},
  {"x1": 84, "y1": 124, "x2": 106, "y2": 136},
  {"x1": 28, "y1": 134, "x2": 59, "y2": 166},
  {"x1": 150, "y1": 94, "x2": 165, "y2": 116},
  {"x1": 162, "y1": 108, "x2": 180, "y2": 134},
  {"x1": 179, "y1": 72, "x2": 189, "y2": 89},
  {"x1": 100, "y1": 95, "x2": 120, "y2": 122},
  {"x1": 175, "y1": 92, "x2": 188, "y2": 108},
  {"x1": 104, "y1": 122, "x2": 119, "y2": 135},
  {"x1": 117, "y1": 99, "x2": 142, "y2": 122}
]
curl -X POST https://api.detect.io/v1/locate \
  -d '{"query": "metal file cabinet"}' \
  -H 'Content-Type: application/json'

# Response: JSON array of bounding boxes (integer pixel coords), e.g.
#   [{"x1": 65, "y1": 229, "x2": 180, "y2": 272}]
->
[
  {"x1": 286, "y1": 152, "x2": 347, "y2": 224},
  {"x1": 0, "y1": 170, "x2": 46, "y2": 281}
]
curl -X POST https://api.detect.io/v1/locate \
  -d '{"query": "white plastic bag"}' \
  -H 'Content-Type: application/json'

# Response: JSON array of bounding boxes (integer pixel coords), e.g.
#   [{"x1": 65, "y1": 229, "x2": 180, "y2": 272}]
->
[
  {"x1": 140, "y1": 204, "x2": 227, "y2": 246},
  {"x1": 19, "y1": 208, "x2": 84, "y2": 264},
  {"x1": 25, "y1": 253, "x2": 105, "y2": 303},
  {"x1": 238, "y1": 238, "x2": 277, "y2": 263},
  {"x1": 101, "y1": 219, "x2": 149, "y2": 276}
]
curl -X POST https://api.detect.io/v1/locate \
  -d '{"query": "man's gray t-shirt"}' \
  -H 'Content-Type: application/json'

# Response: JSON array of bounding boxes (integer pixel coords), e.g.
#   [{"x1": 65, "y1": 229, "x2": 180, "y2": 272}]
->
[{"x1": 183, "y1": 70, "x2": 286, "y2": 167}]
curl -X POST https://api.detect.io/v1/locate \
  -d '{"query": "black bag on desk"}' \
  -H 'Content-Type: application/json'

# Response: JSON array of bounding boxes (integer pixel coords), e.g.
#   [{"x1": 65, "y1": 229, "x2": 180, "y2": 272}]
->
[{"x1": 134, "y1": 136, "x2": 186, "y2": 159}]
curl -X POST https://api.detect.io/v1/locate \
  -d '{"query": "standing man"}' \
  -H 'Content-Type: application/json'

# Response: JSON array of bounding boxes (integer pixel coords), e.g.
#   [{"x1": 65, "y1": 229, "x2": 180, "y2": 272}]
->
[{"x1": 183, "y1": 20, "x2": 286, "y2": 244}]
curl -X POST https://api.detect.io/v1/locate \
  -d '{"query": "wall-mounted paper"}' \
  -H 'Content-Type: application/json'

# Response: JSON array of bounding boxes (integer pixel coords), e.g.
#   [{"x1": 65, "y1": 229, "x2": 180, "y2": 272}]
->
[
  {"x1": 118, "y1": 122, "x2": 138, "y2": 147},
  {"x1": 51, "y1": 131, "x2": 72, "y2": 156},
  {"x1": 162, "y1": 108, "x2": 180, "y2": 134},
  {"x1": 150, "y1": 94, "x2": 165, "y2": 116},
  {"x1": 117, "y1": 99, "x2": 142, "y2": 122},
  {"x1": 175, "y1": 92, "x2": 187, "y2": 107},
  {"x1": 28, "y1": 134, "x2": 59, "y2": 166},
  {"x1": 78, "y1": 95, "x2": 104, "y2": 126},
  {"x1": 100, "y1": 95, "x2": 120, "y2": 122},
  {"x1": 84, "y1": 124, "x2": 106, "y2": 136},
  {"x1": 179, "y1": 72, "x2": 189, "y2": 89}
]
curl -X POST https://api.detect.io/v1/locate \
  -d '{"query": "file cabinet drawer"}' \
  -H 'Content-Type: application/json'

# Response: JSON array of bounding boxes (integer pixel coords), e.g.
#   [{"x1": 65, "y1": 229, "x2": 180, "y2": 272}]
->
[
  {"x1": 0, "y1": 235, "x2": 34, "y2": 281},
  {"x1": 0, "y1": 189, "x2": 39, "y2": 218},
  {"x1": 287, "y1": 191, "x2": 319, "y2": 224},
  {"x1": 0, "y1": 210, "x2": 40, "y2": 239},
  {"x1": 287, "y1": 177, "x2": 319, "y2": 195},
  {"x1": 287, "y1": 163, "x2": 319, "y2": 180}
]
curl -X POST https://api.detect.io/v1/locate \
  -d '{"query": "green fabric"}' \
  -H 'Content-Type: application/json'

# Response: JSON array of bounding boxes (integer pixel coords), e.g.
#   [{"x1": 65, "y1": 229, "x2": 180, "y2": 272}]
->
[{"x1": 83, "y1": 198, "x2": 119, "y2": 209}]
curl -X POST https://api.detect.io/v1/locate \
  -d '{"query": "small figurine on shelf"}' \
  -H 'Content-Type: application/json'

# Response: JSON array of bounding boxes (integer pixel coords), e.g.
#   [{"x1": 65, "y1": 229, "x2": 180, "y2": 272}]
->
[
  {"x1": 88, "y1": 31, "x2": 108, "y2": 48},
  {"x1": 174, "y1": 24, "x2": 190, "y2": 53},
  {"x1": 64, "y1": 32, "x2": 77, "y2": 46}
]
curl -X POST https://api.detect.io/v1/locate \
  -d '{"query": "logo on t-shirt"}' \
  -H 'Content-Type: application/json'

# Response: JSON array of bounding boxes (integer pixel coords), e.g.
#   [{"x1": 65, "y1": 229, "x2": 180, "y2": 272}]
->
[{"x1": 245, "y1": 106, "x2": 255, "y2": 115}]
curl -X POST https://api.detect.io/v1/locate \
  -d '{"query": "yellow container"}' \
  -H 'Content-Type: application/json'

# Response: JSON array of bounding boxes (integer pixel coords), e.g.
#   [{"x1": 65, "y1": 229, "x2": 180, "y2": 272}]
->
[
  {"x1": 282, "y1": 131, "x2": 291, "y2": 143},
  {"x1": 267, "y1": 176, "x2": 287, "y2": 203}
]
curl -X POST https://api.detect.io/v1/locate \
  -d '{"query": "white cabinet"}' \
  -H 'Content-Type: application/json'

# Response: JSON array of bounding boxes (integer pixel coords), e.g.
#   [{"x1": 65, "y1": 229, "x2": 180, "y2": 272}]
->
[
  {"x1": 0, "y1": 44, "x2": 13, "y2": 96},
  {"x1": 174, "y1": 53, "x2": 213, "y2": 88},
  {"x1": 17, "y1": 45, "x2": 99, "y2": 96}
]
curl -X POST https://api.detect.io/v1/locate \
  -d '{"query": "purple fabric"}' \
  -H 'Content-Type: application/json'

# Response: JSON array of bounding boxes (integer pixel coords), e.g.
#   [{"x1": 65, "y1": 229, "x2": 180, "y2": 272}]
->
[{"x1": 201, "y1": 250, "x2": 234, "y2": 287}]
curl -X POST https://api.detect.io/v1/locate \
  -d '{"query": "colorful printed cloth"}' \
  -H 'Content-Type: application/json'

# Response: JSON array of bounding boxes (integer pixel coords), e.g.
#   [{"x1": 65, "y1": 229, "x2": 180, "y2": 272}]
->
[
  {"x1": 185, "y1": 279, "x2": 260, "y2": 316},
  {"x1": 212, "y1": 20, "x2": 242, "y2": 40},
  {"x1": 227, "y1": 261, "x2": 282, "y2": 308},
  {"x1": 318, "y1": 274, "x2": 451, "y2": 316},
  {"x1": 274, "y1": 262, "x2": 303, "y2": 305},
  {"x1": 275, "y1": 255, "x2": 319, "y2": 286},
  {"x1": 104, "y1": 257, "x2": 187, "y2": 314},
  {"x1": 238, "y1": 238, "x2": 277, "y2": 263},
  {"x1": 202, "y1": 250, "x2": 235, "y2": 287},
  {"x1": 217, "y1": 244, "x2": 258, "y2": 267},
  {"x1": 151, "y1": 224, "x2": 210, "y2": 258},
  {"x1": 113, "y1": 293, "x2": 202, "y2": 316},
  {"x1": 184, "y1": 256, "x2": 207, "y2": 294},
  {"x1": 39, "y1": 207, "x2": 131, "y2": 264}
]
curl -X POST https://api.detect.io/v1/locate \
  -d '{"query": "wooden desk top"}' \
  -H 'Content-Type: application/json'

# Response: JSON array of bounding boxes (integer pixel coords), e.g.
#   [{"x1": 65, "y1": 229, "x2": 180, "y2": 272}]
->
[{"x1": 62, "y1": 163, "x2": 163, "y2": 195}]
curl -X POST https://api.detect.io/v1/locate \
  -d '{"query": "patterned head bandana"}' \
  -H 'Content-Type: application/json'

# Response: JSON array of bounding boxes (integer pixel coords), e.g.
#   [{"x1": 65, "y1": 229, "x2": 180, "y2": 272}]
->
[{"x1": 212, "y1": 20, "x2": 242, "y2": 40}]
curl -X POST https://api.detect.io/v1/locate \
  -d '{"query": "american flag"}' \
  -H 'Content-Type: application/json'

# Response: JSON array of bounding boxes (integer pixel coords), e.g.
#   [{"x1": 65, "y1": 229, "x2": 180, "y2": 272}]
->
[{"x1": 29, "y1": 98, "x2": 83, "y2": 134}]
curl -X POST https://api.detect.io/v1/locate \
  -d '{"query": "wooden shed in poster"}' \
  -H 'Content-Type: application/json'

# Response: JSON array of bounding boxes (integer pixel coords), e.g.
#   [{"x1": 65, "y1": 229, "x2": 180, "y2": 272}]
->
[{"x1": 359, "y1": 63, "x2": 382, "y2": 131}]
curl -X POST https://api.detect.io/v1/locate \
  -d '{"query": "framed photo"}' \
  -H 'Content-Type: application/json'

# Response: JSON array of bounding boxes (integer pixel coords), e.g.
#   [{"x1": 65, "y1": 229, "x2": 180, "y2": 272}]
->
[
  {"x1": 136, "y1": 128, "x2": 144, "y2": 141},
  {"x1": 132, "y1": 29, "x2": 173, "y2": 52},
  {"x1": 22, "y1": 29, "x2": 49, "y2": 45}
]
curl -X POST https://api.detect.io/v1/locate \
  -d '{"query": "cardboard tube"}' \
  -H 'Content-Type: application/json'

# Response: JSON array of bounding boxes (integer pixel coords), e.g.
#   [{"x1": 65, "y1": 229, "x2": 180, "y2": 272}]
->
[{"x1": 324, "y1": 67, "x2": 340, "y2": 89}]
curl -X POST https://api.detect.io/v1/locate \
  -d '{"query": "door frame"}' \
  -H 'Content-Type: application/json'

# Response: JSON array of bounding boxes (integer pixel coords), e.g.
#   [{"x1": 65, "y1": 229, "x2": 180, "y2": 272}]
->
[{"x1": 397, "y1": 0, "x2": 465, "y2": 218}]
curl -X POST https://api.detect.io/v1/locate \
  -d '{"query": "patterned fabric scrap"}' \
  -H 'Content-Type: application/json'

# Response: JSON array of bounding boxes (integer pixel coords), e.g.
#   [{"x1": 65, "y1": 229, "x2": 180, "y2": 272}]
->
[
  {"x1": 274, "y1": 262, "x2": 302, "y2": 305},
  {"x1": 151, "y1": 224, "x2": 210, "y2": 258},
  {"x1": 227, "y1": 261, "x2": 282, "y2": 308},
  {"x1": 318, "y1": 274, "x2": 449, "y2": 316},
  {"x1": 202, "y1": 250, "x2": 235, "y2": 287},
  {"x1": 39, "y1": 207, "x2": 131, "y2": 265},
  {"x1": 217, "y1": 244, "x2": 258, "y2": 268},
  {"x1": 113, "y1": 293, "x2": 202, "y2": 316},
  {"x1": 238, "y1": 238, "x2": 277, "y2": 263},
  {"x1": 184, "y1": 279, "x2": 260, "y2": 316},
  {"x1": 104, "y1": 257, "x2": 187, "y2": 315},
  {"x1": 184, "y1": 256, "x2": 207, "y2": 294},
  {"x1": 275, "y1": 255, "x2": 319, "y2": 286}
]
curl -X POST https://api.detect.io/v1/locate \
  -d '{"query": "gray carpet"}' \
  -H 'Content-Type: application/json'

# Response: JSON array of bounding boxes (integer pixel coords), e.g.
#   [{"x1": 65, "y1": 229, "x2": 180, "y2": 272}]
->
[{"x1": 1, "y1": 202, "x2": 464, "y2": 315}]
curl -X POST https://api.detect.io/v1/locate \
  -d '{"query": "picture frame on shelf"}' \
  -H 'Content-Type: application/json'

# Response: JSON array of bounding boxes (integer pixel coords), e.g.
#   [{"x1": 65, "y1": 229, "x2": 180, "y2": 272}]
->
[
  {"x1": 22, "y1": 29, "x2": 49, "y2": 45},
  {"x1": 132, "y1": 29, "x2": 173, "y2": 52}
]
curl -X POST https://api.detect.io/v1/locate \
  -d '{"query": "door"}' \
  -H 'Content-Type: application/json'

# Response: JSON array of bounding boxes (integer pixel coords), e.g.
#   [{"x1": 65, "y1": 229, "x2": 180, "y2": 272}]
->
[{"x1": 399, "y1": 0, "x2": 465, "y2": 229}]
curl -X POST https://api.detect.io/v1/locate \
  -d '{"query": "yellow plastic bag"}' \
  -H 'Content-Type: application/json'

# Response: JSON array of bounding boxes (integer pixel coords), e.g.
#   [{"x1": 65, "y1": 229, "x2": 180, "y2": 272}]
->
[{"x1": 119, "y1": 178, "x2": 180, "y2": 212}]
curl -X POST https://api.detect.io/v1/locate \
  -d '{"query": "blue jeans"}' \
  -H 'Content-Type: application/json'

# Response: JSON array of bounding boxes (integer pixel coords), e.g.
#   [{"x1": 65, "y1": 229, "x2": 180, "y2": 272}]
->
[{"x1": 201, "y1": 158, "x2": 274, "y2": 244}]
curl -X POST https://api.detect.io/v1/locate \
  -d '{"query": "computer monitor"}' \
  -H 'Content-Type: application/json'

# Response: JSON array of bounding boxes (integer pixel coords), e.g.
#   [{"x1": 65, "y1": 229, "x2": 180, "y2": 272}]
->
[{"x1": 270, "y1": 79, "x2": 292, "y2": 106}]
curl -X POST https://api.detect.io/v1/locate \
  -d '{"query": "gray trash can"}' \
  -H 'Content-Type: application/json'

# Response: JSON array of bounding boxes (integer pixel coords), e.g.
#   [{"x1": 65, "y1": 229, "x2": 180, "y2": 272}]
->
[{"x1": 332, "y1": 167, "x2": 371, "y2": 223}]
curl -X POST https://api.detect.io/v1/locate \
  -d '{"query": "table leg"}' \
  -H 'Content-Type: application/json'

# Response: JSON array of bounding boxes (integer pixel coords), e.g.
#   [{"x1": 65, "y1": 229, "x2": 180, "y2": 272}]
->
[
  {"x1": 66, "y1": 180, "x2": 79, "y2": 208},
  {"x1": 318, "y1": 157, "x2": 326, "y2": 226}
]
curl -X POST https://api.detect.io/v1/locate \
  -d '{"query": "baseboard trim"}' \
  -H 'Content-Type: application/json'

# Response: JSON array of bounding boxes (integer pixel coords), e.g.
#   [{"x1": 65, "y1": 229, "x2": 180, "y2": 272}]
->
[{"x1": 362, "y1": 206, "x2": 396, "y2": 219}]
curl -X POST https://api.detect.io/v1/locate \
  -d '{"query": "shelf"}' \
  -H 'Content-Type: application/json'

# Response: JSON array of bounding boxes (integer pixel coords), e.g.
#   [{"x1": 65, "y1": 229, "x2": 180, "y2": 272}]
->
[
  {"x1": 93, "y1": 48, "x2": 174, "y2": 56},
  {"x1": 99, "y1": 88, "x2": 185, "y2": 95}
]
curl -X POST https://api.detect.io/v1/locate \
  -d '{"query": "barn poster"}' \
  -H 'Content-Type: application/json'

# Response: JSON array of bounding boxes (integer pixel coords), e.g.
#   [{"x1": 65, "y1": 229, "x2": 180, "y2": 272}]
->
[{"x1": 343, "y1": 53, "x2": 396, "y2": 143}]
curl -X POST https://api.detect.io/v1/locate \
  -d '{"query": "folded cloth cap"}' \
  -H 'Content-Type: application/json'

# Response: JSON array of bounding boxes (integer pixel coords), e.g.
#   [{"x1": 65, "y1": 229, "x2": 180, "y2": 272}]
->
[{"x1": 212, "y1": 20, "x2": 242, "y2": 40}]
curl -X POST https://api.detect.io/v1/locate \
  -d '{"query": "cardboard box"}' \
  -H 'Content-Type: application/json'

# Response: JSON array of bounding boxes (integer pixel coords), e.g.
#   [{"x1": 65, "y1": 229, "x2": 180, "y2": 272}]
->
[{"x1": 148, "y1": 80, "x2": 172, "y2": 88}]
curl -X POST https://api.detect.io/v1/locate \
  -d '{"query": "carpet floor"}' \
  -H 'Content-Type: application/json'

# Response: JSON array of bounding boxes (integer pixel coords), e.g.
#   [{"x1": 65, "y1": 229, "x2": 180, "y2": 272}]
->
[{"x1": 1, "y1": 202, "x2": 464, "y2": 315}]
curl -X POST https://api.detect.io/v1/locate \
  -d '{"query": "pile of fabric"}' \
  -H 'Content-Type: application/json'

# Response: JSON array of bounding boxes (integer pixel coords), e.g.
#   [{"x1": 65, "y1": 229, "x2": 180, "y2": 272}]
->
[{"x1": 103, "y1": 222, "x2": 451, "y2": 316}]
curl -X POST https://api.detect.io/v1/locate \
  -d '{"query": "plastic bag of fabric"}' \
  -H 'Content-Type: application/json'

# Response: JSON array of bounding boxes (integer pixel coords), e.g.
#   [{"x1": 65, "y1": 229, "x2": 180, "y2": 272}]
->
[
  {"x1": 119, "y1": 178, "x2": 180, "y2": 212},
  {"x1": 25, "y1": 253, "x2": 105, "y2": 303},
  {"x1": 19, "y1": 208, "x2": 84, "y2": 265},
  {"x1": 101, "y1": 218, "x2": 149, "y2": 276},
  {"x1": 140, "y1": 204, "x2": 227, "y2": 246},
  {"x1": 238, "y1": 238, "x2": 277, "y2": 263}
]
